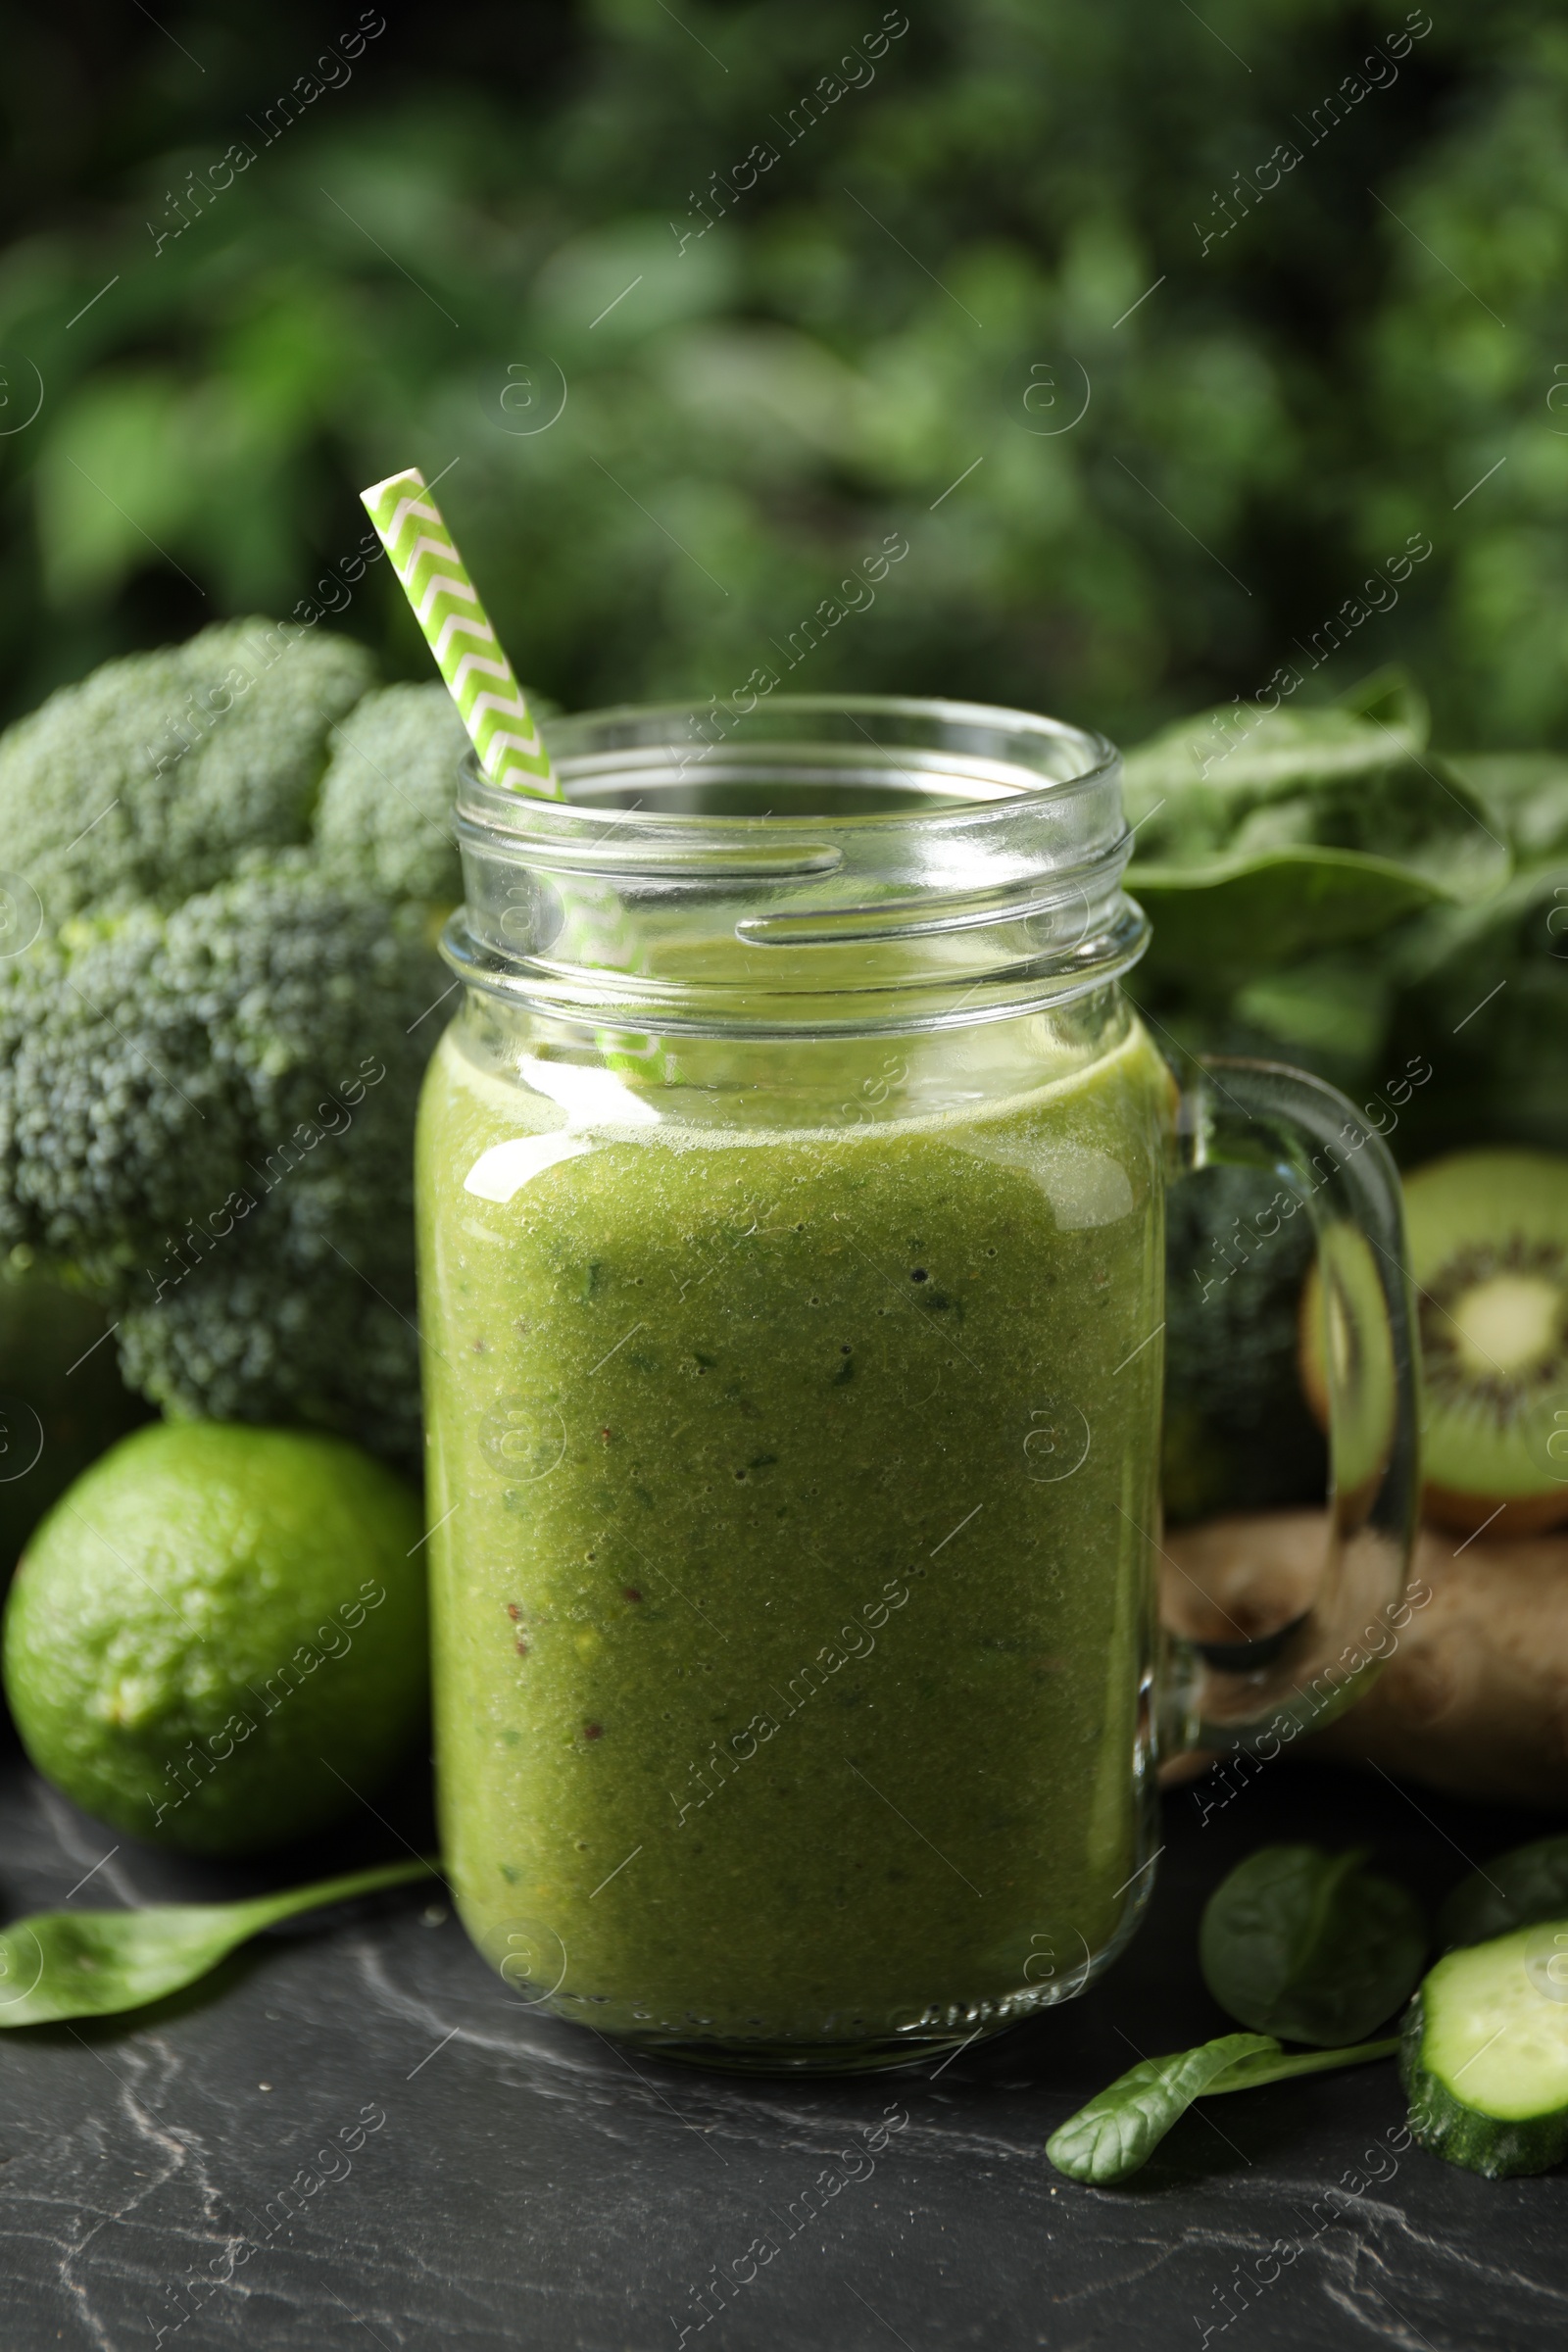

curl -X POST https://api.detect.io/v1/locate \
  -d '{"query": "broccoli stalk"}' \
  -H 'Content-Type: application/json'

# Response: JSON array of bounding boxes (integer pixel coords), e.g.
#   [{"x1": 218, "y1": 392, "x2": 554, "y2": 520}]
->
[{"x1": 0, "y1": 620, "x2": 470, "y2": 1468}]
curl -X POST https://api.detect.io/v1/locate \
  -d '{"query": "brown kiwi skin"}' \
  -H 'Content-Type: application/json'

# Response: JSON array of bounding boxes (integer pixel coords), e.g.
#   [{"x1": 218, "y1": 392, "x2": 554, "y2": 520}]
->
[{"x1": 1298, "y1": 1266, "x2": 1568, "y2": 1541}]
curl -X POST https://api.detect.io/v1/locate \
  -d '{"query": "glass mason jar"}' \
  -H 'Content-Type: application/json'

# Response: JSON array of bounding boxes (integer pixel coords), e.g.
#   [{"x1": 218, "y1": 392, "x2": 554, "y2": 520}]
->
[{"x1": 416, "y1": 695, "x2": 1418, "y2": 2075}]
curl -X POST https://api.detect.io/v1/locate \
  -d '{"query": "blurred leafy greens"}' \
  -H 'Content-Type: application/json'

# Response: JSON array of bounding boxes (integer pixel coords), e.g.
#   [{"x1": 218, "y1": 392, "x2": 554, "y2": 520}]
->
[
  {"x1": 1122, "y1": 670, "x2": 1568, "y2": 1158},
  {"x1": 1124, "y1": 676, "x2": 1510, "y2": 986},
  {"x1": 7, "y1": 0, "x2": 1568, "y2": 765}
]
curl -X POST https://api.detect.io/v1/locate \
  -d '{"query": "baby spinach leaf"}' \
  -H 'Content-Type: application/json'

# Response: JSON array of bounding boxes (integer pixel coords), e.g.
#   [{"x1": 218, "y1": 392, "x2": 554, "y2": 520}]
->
[
  {"x1": 1439, "y1": 1836, "x2": 1568, "y2": 1951},
  {"x1": 1231, "y1": 953, "x2": 1395, "y2": 1067},
  {"x1": 1121, "y1": 683, "x2": 1509, "y2": 985},
  {"x1": 1045, "y1": 2032, "x2": 1402, "y2": 2184},
  {"x1": 1200, "y1": 1844, "x2": 1425, "y2": 2046},
  {"x1": 1124, "y1": 699, "x2": 1419, "y2": 812},
  {"x1": 1201, "y1": 2033, "x2": 1400, "y2": 2094},
  {"x1": 1129, "y1": 851, "x2": 1443, "y2": 984},
  {"x1": 1382, "y1": 856, "x2": 1568, "y2": 1152},
  {"x1": 0, "y1": 1857, "x2": 436, "y2": 2028},
  {"x1": 1046, "y1": 2034, "x2": 1275, "y2": 2184}
]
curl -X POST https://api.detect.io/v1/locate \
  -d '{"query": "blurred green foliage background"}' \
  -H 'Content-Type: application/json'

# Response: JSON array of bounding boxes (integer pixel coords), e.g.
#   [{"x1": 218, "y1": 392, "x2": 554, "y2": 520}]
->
[{"x1": 2, "y1": 0, "x2": 1565, "y2": 747}]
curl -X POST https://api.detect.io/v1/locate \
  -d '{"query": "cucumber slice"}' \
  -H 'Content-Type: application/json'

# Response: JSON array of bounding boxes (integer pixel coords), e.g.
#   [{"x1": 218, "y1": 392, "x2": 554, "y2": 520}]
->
[{"x1": 1401, "y1": 1917, "x2": 1568, "y2": 2177}]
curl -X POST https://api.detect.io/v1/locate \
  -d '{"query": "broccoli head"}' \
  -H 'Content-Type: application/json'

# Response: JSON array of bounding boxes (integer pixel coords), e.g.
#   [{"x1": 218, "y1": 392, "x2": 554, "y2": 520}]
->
[
  {"x1": 0, "y1": 619, "x2": 470, "y2": 1468},
  {"x1": 315, "y1": 681, "x2": 467, "y2": 905},
  {"x1": 0, "y1": 619, "x2": 374, "y2": 921}
]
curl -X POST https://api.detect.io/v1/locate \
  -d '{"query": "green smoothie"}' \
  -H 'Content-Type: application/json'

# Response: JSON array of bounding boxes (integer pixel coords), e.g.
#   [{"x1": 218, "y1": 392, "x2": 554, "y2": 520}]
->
[{"x1": 417, "y1": 1004, "x2": 1173, "y2": 2064}]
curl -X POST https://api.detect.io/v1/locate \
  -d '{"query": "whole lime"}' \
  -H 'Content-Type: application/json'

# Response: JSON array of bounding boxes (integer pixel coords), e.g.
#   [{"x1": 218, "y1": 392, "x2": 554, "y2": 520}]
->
[{"x1": 3, "y1": 1422, "x2": 428, "y2": 1856}]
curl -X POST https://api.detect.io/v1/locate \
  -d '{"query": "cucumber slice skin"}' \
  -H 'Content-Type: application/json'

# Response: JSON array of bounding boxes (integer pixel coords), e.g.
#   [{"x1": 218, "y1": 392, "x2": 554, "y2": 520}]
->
[{"x1": 1401, "y1": 1987, "x2": 1568, "y2": 2180}]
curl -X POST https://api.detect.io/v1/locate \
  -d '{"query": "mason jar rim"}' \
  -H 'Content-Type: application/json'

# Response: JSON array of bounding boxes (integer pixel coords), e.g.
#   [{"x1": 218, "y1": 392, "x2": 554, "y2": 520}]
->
[
  {"x1": 442, "y1": 692, "x2": 1149, "y2": 1039},
  {"x1": 458, "y1": 692, "x2": 1120, "y2": 834}
]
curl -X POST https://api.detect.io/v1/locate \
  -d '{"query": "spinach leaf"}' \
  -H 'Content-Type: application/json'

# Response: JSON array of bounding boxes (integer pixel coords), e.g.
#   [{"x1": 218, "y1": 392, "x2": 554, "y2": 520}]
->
[
  {"x1": 1231, "y1": 954, "x2": 1395, "y2": 1069},
  {"x1": 1202, "y1": 2034, "x2": 1400, "y2": 2094},
  {"x1": 1129, "y1": 851, "x2": 1442, "y2": 987},
  {"x1": 1382, "y1": 856, "x2": 1568, "y2": 1154},
  {"x1": 0, "y1": 1858, "x2": 436, "y2": 2027},
  {"x1": 1046, "y1": 2031, "x2": 1400, "y2": 2184},
  {"x1": 1122, "y1": 679, "x2": 1509, "y2": 985},
  {"x1": 1200, "y1": 1844, "x2": 1426, "y2": 2046},
  {"x1": 1046, "y1": 2034, "x2": 1275, "y2": 2184},
  {"x1": 1439, "y1": 1836, "x2": 1568, "y2": 1951}
]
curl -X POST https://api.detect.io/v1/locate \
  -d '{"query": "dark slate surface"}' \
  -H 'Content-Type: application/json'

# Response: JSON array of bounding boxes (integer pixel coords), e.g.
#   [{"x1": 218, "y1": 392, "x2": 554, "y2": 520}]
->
[{"x1": 0, "y1": 1726, "x2": 1563, "y2": 2352}]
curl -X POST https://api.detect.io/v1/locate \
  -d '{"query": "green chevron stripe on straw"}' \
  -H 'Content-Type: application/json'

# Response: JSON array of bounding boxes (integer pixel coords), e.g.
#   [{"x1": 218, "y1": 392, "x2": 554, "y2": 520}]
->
[{"x1": 360, "y1": 466, "x2": 562, "y2": 799}]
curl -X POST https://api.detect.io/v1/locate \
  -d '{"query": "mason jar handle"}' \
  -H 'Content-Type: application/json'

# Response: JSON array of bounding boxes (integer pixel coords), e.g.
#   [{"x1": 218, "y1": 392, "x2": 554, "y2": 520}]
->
[{"x1": 1158, "y1": 1056, "x2": 1421, "y2": 1760}]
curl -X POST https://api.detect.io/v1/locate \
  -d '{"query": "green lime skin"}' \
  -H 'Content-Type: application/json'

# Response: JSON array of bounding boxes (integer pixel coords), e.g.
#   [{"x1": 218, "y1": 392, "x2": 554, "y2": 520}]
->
[{"x1": 3, "y1": 1422, "x2": 428, "y2": 1856}]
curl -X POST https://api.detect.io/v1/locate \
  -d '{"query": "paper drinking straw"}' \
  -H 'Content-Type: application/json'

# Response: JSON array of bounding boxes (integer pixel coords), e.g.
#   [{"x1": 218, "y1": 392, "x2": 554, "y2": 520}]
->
[{"x1": 360, "y1": 466, "x2": 563, "y2": 799}]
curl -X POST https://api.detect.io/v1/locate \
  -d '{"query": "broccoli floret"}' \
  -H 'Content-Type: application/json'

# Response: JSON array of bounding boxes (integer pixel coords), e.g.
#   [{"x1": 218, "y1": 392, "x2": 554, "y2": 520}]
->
[
  {"x1": 0, "y1": 904, "x2": 247, "y2": 1279},
  {"x1": 315, "y1": 681, "x2": 467, "y2": 904},
  {"x1": 0, "y1": 618, "x2": 373, "y2": 920},
  {"x1": 0, "y1": 859, "x2": 444, "y2": 1466},
  {"x1": 117, "y1": 1245, "x2": 424, "y2": 1464},
  {"x1": 0, "y1": 623, "x2": 473, "y2": 1468}
]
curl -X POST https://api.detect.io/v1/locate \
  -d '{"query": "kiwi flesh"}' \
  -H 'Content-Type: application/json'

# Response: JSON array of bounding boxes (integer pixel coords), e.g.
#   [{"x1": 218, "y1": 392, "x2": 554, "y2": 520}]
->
[
  {"x1": 1296, "y1": 1223, "x2": 1397, "y2": 1519},
  {"x1": 1302, "y1": 1150, "x2": 1568, "y2": 1537}
]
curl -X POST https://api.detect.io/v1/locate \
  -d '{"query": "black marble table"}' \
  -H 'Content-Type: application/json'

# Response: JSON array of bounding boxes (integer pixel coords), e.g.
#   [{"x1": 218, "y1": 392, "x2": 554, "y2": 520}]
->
[{"x1": 0, "y1": 1725, "x2": 1561, "y2": 2352}]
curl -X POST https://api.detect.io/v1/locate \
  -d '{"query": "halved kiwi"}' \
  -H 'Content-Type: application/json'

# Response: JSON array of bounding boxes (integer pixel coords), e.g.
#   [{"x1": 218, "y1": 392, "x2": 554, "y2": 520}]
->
[
  {"x1": 1296, "y1": 1223, "x2": 1396, "y2": 1518},
  {"x1": 1301, "y1": 1150, "x2": 1568, "y2": 1537}
]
